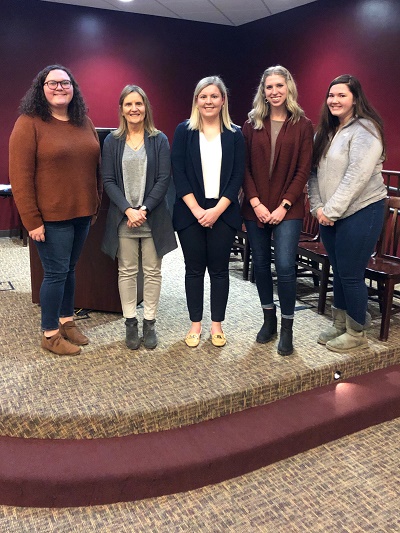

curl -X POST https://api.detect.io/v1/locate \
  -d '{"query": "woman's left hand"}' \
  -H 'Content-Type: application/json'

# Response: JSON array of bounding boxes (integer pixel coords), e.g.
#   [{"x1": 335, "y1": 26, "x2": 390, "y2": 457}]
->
[
  {"x1": 198, "y1": 207, "x2": 219, "y2": 228},
  {"x1": 316, "y1": 207, "x2": 334, "y2": 227}
]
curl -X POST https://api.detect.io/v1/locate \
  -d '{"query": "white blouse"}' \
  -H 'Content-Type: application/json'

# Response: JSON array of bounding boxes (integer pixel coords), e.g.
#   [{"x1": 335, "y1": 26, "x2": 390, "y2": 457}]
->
[{"x1": 199, "y1": 132, "x2": 222, "y2": 199}]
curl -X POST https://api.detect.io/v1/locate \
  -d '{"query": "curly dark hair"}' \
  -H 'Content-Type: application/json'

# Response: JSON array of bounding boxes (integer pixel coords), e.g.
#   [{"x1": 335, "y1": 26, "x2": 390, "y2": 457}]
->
[
  {"x1": 19, "y1": 64, "x2": 88, "y2": 126},
  {"x1": 313, "y1": 74, "x2": 385, "y2": 168}
]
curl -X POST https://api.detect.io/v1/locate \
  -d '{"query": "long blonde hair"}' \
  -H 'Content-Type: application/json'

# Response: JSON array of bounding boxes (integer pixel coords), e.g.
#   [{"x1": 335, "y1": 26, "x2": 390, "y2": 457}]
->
[
  {"x1": 188, "y1": 76, "x2": 235, "y2": 132},
  {"x1": 113, "y1": 85, "x2": 160, "y2": 138},
  {"x1": 248, "y1": 65, "x2": 305, "y2": 130}
]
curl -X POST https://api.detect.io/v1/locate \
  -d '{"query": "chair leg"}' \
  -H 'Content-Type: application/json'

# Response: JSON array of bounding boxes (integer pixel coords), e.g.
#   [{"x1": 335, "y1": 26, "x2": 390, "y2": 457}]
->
[
  {"x1": 22, "y1": 227, "x2": 28, "y2": 247},
  {"x1": 317, "y1": 261, "x2": 330, "y2": 315},
  {"x1": 243, "y1": 238, "x2": 250, "y2": 281},
  {"x1": 250, "y1": 261, "x2": 255, "y2": 283},
  {"x1": 379, "y1": 280, "x2": 394, "y2": 341},
  {"x1": 311, "y1": 260, "x2": 319, "y2": 287},
  {"x1": 377, "y1": 280, "x2": 385, "y2": 313}
]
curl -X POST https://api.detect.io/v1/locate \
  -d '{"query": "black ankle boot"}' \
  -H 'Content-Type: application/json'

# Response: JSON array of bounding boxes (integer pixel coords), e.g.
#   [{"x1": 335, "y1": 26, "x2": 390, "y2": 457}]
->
[
  {"x1": 143, "y1": 318, "x2": 158, "y2": 349},
  {"x1": 125, "y1": 318, "x2": 140, "y2": 350},
  {"x1": 277, "y1": 317, "x2": 293, "y2": 356},
  {"x1": 256, "y1": 307, "x2": 277, "y2": 343}
]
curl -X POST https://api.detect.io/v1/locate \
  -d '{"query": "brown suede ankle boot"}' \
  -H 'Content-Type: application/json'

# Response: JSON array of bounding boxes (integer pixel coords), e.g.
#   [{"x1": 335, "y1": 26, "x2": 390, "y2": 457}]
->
[
  {"x1": 59, "y1": 320, "x2": 89, "y2": 345},
  {"x1": 41, "y1": 332, "x2": 81, "y2": 356}
]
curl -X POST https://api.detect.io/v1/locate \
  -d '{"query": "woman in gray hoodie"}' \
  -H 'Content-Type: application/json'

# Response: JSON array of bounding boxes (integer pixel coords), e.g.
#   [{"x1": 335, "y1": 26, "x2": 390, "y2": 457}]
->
[{"x1": 308, "y1": 74, "x2": 386, "y2": 352}]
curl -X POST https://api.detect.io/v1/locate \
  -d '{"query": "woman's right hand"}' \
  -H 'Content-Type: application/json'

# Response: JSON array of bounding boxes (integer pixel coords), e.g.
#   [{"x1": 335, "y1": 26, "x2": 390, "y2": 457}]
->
[
  {"x1": 29, "y1": 225, "x2": 45, "y2": 242},
  {"x1": 125, "y1": 207, "x2": 146, "y2": 228},
  {"x1": 254, "y1": 203, "x2": 271, "y2": 224},
  {"x1": 191, "y1": 205, "x2": 206, "y2": 221}
]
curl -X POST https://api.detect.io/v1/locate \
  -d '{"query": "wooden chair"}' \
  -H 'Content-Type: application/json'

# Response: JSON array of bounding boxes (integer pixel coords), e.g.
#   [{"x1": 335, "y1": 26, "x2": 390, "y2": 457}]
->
[
  {"x1": 382, "y1": 170, "x2": 400, "y2": 197},
  {"x1": 298, "y1": 202, "x2": 320, "y2": 242},
  {"x1": 365, "y1": 195, "x2": 400, "y2": 341},
  {"x1": 231, "y1": 226, "x2": 251, "y2": 280},
  {"x1": 294, "y1": 194, "x2": 331, "y2": 314},
  {"x1": 0, "y1": 185, "x2": 28, "y2": 246},
  {"x1": 295, "y1": 240, "x2": 331, "y2": 314}
]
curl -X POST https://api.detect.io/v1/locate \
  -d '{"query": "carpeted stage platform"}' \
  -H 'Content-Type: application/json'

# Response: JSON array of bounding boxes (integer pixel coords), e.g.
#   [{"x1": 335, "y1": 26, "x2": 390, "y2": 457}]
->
[{"x1": 0, "y1": 237, "x2": 399, "y2": 510}]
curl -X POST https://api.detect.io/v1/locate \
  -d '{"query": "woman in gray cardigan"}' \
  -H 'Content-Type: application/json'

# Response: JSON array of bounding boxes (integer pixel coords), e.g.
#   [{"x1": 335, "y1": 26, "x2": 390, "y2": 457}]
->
[
  {"x1": 309, "y1": 75, "x2": 386, "y2": 352},
  {"x1": 102, "y1": 85, "x2": 177, "y2": 349}
]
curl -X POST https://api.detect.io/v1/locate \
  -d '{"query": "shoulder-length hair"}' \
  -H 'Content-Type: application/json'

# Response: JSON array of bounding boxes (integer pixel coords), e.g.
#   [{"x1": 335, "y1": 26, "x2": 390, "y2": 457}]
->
[
  {"x1": 248, "y1": 65, "x2": 305, "y2": 130},
  {"x1": 188, "y1": 76, "x2": 235, "y2": 132},
  {"x1": 113, "y1": 85, "x2": 160, "y2": 138},
  {"x1": 19, "y1": 64, "x2": 87, "y2": 126},
  {"x1": 313, "y1": 74, "x2": 386, "y2": 167}
]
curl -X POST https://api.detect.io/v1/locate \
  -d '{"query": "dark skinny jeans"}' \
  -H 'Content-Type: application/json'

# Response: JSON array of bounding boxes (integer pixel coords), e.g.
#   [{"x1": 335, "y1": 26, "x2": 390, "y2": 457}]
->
[
  {"x1": 320, "y1": 199, "x2": 385, "y2": 325},
  {"x1": 35, "y1": 216, "x2": 91, "y2": 331},
  {"x1": 245, "y1": 218, "x2": 302, "y2": 318}
]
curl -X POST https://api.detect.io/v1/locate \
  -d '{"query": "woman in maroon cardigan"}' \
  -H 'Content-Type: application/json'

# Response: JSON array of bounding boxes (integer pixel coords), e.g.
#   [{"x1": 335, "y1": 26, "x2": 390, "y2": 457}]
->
[{"x1": 242, "y1": 65, "x2": 313, "y2": 355}]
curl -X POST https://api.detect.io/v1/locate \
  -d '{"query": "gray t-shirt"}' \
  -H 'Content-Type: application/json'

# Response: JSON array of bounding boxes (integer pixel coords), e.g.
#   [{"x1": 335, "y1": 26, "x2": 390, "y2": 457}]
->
[{"x1": 118, "y1": 143, "x2": 151, "y2": 238}]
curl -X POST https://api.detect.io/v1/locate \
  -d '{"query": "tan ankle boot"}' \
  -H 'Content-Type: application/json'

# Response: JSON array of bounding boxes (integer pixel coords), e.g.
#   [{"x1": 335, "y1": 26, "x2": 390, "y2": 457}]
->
[
  {"x1": 326, "y1": 314, "x2": 369, "y2": 353},
  {"x1": 317, "y1": 306, "x2": 346, "y2": 345},
  {"x1": 59, "y1": 320, "x2": 89, "y2": 345},
  {"x1": 41, "y1": 332, "x2": 81, "y2": 356}
]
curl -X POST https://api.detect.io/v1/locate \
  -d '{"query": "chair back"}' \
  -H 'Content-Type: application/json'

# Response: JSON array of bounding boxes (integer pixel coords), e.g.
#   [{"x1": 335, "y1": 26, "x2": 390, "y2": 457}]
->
[
  {"x1": 376, "y1": 196, "x2": 400, "y2": 259},
  {"x1": 300, "y1": 194, "x2": 319, "y2": 241},
  {"x1": 382, "y1": 170, "x2": 400, "y2": 197}
]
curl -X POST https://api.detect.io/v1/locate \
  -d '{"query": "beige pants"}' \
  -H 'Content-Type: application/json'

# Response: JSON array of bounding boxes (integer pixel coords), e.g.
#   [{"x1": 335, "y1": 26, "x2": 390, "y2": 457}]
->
[{"x1": 117, "y1": 236, "x2": 162, "y2": 320}]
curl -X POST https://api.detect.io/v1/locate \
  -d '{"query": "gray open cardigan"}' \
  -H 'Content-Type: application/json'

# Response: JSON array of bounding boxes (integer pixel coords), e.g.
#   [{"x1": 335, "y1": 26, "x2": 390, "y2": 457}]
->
[{"x1": 101, "y1": 130, "x2": 177, "y2": 260}]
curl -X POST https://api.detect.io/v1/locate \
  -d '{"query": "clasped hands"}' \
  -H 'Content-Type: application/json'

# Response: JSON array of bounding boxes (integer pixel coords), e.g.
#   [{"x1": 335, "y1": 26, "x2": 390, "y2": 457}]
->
[
  {"x1": 316, "y1": 207, "x2": 334, "y2": 227},
  {"x1": 192, "y1": 206, "x2": 218, "y2": 229},
  {"x1": 126, "y1": 207, "x2": 147, "y2": 228},
  {"x1": 254, "y1": 203, "x2": 285, "y2": 225}
]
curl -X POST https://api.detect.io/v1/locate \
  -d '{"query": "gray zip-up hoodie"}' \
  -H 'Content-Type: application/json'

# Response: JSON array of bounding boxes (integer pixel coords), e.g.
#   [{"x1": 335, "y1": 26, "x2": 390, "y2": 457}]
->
[{"x1": 308, "y1": 117, "x2": 386, "y2": 221}]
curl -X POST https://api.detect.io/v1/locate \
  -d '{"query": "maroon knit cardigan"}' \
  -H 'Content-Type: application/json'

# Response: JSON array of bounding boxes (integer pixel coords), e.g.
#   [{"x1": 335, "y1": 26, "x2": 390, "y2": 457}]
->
[{"x1": 241, "y1": 115, "x2": 314, "y2": 225}]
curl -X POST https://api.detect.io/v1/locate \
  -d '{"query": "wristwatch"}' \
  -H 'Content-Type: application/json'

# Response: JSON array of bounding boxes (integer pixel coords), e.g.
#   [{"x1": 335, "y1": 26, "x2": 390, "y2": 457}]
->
[
  {"x1": 281, "y1": 201, "x2": 292, "y2": 211},
  {"x1": 140, "y1": 205, "x2": 148, "y2": 213}
]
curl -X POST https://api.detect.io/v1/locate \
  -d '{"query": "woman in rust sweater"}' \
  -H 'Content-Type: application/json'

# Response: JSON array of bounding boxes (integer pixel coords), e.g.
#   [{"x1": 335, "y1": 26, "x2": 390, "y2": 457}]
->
[
  {"x1": 242, "y1": 65, "x2": 313, "y2": 356},
  {"x1": 9, "y1": 65, "x2": 102, "y2": 356}
]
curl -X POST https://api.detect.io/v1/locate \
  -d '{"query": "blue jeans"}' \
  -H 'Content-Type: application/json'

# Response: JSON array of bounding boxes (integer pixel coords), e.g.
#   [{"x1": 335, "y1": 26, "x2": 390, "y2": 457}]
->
[
  {"x1": 35, "y1": 217, "x2": 91, "y2": 331},
  {"x1": 245, "y1": 219, "x2": 302, "y2": 317},
  {"x1": 320, "y1": 200, "x2": 385, "y2": 325}
]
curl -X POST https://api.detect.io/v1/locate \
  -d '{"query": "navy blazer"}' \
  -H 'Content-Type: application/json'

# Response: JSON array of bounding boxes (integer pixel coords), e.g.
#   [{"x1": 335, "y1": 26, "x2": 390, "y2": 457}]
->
[{"x1": 171, "y1": 121, "x2": 245, "y2": 231}]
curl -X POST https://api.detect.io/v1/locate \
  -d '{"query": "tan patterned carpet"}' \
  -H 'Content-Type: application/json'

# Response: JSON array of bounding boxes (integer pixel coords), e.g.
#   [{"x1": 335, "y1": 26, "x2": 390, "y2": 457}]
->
[
  {"x1": 0, "y1": 418, "x2": 398, "y2": 532},
  {"x1": 1, "y1": 237, "x2": 400, "y2": 530},
  {"x1": 1, "y1": 237, "x2": 400, "y2": 439}
]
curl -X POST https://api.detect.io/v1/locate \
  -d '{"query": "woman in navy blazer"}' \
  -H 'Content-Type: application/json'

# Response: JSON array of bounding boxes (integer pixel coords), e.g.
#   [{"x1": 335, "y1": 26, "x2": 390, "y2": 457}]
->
[{"x1": 171, "y1": 76, "x2": 244, "y2": 347}]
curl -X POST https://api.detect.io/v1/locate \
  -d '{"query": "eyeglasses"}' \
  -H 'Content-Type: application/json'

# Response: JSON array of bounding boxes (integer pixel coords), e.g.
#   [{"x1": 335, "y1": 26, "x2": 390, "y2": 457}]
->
[{"x1": 44, "y1": 80, "x2": 72, "y2": 90}]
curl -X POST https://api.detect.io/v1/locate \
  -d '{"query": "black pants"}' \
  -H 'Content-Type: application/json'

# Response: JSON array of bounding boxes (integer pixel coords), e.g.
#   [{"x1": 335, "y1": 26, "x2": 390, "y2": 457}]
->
[{"x1": 178, "y1": 217, "x2": 236, "y2": 322}]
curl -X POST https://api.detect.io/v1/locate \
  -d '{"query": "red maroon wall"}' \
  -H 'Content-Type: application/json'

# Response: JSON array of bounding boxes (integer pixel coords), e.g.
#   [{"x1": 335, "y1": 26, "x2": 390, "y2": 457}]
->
[
  {"x1": 234, "y1": 0, "x2": 400, "y2": 167},
  {"x1": 0, "y1": 0, "x2": 237, "y2": 230},
  {"x1": 1, "y1": 0, "x2": 399, "y2": 231}
]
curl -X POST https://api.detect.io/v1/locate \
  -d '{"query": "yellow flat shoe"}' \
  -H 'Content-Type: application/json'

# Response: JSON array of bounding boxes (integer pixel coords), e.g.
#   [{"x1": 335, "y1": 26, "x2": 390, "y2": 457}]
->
[
  {"x1": 185, "y1": 331, "x2": 201, "y2": 347},
  {"x1": 211, "y1": 332, "x2": 226, "y2": 347}
]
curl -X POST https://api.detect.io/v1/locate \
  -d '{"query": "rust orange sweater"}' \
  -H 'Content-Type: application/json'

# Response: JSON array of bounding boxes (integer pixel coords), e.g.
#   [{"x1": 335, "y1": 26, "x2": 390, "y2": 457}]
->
[{"x1": 9, "y1": 115, "x2": 102, "y2": 231}]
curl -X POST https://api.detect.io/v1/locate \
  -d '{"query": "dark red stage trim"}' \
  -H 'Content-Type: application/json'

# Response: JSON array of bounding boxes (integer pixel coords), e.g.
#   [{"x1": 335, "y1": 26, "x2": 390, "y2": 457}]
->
[{"x1": 0, "y1": 365, "x2": 399, "y2": 508}]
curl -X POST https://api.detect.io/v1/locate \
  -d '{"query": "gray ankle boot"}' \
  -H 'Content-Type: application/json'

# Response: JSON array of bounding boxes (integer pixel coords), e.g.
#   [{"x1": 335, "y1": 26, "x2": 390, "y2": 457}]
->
[
  {"x1": 125, "y1": 318, "x2": 140, "y2": 350},
  {"x1": 326, "y1": 313, "x2": 371, "y2": 353},
  {"x1": 317, "y1": 306, "x2": 346, "y2": 345},
  {"x1": 143, "y1": 318, "x2": 158, "y2": 349}
]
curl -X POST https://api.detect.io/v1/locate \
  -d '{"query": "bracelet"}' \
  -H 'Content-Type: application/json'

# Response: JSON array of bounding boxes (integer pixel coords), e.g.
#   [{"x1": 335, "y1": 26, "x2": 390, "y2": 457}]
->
[{"x1": 252, "y1": 202, "x2": 261, "y2": 209}]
